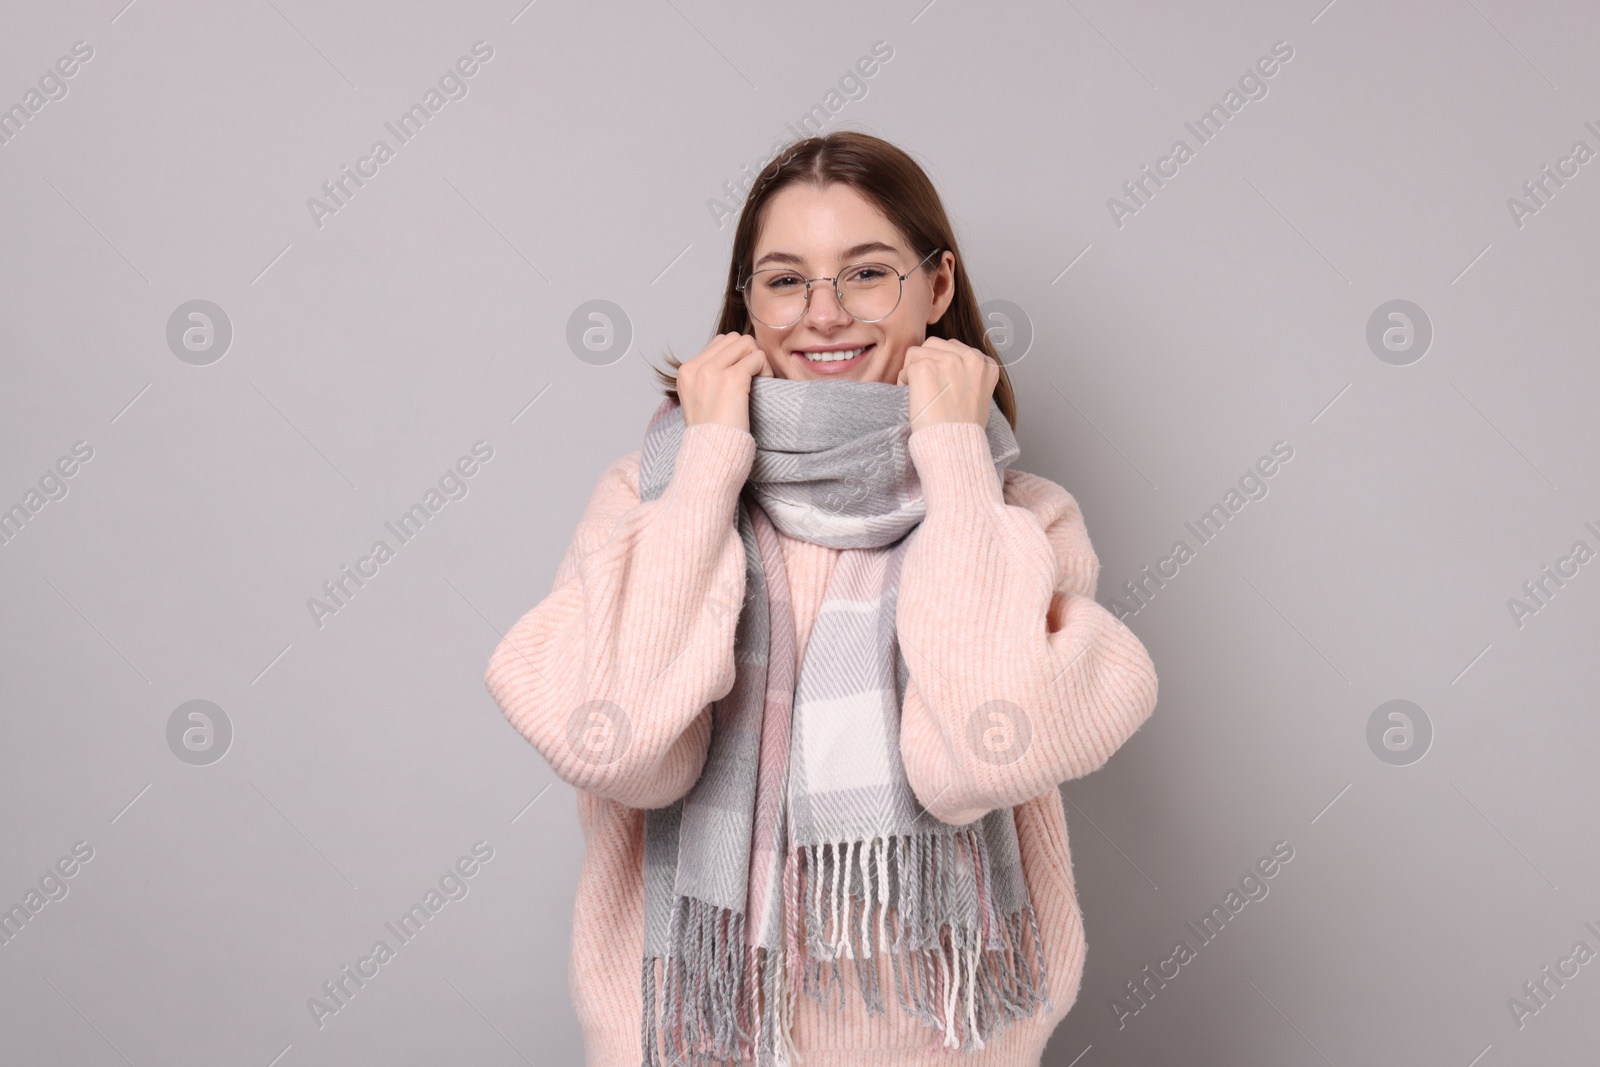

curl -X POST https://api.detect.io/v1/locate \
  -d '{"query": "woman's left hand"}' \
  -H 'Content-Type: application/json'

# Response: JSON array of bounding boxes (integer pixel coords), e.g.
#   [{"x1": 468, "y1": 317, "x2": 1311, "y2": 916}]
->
[{"x1": 897, "y1": 337, "x2": 1000, "y2": 433}]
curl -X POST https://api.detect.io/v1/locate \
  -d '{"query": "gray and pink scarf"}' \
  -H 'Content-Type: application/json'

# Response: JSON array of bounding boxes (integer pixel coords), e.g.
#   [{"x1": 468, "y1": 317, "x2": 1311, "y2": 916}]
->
[{"x1": 636, "y1": 374, "x2": 1050, "y2": 1066}]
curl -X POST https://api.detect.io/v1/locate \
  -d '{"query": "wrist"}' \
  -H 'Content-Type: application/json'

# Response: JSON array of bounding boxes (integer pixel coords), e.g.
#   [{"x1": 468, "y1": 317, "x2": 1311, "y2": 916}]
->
[
  {"x1": 908, "y1": 420, "x2": 1004, "y2": 510},
  {"x1": 663, "y1": 422, "x2": 755, "y2": 511}
]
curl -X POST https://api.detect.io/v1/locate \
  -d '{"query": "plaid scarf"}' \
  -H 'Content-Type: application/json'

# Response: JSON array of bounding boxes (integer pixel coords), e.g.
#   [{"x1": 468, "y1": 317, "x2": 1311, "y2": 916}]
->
[{"x1": 636, "y1": 374, "x2": 1050, "y2": 1066}]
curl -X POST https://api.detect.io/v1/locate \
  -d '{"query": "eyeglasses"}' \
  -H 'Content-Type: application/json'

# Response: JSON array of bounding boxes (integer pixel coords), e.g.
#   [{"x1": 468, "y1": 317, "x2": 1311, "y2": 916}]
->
[{"x1": 737, "y1": 247, "x2": 941, "y2": 329}]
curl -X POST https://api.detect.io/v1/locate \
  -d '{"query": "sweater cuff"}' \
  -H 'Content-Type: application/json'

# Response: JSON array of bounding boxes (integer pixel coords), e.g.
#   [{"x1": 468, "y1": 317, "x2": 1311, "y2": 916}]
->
[
  {"x1": 907, "y1": 420, "x2": 1004, "y2": 512},
  {"x1": 661, "y1": 421, "x2": 756, "y2": 513}
]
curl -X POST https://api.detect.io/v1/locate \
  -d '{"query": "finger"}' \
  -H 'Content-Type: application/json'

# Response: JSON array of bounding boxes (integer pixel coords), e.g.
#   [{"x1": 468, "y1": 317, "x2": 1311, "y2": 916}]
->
[
  {"x1": 736, "y1": 346, "x2": 770, "y2": 378},
  {"x1": 690, "y1": 334, "x2": 730, "y2": 365},
  {"x1": 734, "y1": 337, "x2": 763, "y2": 370},
  {"x1": 702, "y1": 332, "x2": 757, "y2": 366}
]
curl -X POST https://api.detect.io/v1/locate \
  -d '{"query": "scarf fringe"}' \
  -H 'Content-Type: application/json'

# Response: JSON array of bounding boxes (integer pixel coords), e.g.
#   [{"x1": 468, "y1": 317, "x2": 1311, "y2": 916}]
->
[
  {"x1": 643, "y1": 899, "x2": 803, "y2": 1067},
  {"x1": 642, "y1": 828, "x2": 1050, "y2": 1066}
]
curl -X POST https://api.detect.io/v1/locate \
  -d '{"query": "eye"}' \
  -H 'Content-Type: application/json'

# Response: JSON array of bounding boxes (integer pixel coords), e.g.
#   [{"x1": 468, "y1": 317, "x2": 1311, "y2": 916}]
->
[
  {"x1": 762, "y1": 272, "x2": 802, "y2": 291},
  {"x1": 846, "y1": 264, "x2": 890, "y2": 283}
]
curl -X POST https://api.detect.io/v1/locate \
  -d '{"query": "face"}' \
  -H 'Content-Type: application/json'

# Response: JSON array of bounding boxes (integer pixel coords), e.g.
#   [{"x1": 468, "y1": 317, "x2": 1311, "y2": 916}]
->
[{"x1": 745, "y1": 183, "x2": 954, "y2": 384}]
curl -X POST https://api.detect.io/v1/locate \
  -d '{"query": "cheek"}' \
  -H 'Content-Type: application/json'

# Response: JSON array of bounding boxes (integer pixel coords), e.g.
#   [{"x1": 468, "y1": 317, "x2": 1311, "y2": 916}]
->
[
  {"x1": 882, "y1": 322, "x2": 920, "y2": 357},
  {"x1": 752, "y1": 326, "x2": 783, "y2": 359},
  {"x1": 875, "y1": 342, "x2": 909, "y2": 384}
]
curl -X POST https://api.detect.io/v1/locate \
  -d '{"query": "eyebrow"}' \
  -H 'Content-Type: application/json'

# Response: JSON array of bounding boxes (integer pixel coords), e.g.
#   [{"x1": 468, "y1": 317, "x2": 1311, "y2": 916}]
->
[{"x1": 753, "y1": 241, "x2": 901, "y2": 270}]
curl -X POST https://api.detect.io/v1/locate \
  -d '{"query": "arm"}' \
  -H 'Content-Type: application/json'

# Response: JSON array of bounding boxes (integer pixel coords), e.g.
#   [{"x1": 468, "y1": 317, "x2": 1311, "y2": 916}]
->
[
  {"x1": 896, "y1": 421, "x2": 1158, "y2": 826},
  {"x1": 484, "y1": 421, "x2": 756, "y2": 809}
]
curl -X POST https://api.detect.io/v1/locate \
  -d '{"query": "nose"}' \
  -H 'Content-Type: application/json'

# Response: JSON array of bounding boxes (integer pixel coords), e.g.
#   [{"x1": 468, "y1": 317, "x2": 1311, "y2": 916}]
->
[{"x1": 802, "y1": 281, "x2": 852, "y2": 329}]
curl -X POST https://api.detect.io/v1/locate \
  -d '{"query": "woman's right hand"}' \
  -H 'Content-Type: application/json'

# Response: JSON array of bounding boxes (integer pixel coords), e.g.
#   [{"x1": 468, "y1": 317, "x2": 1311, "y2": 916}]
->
[{"x1": 678, "y1": 333, "x2": 772, "y2": 434}]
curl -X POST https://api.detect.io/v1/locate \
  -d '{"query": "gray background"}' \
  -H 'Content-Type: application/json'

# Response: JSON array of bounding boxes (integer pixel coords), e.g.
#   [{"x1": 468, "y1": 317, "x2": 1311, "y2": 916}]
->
[{"x1": 3, "y1": 0, "x2": 1597, "y2": 1064}]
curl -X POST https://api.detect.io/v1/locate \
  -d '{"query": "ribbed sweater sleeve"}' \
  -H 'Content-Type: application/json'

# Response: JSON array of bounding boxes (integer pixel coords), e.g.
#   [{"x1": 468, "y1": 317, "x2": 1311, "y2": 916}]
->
[
  {"x1": 896, "y1": 420, "x2": 1159, "y2": 826},
  {"x1": 484, "y1": 421, "x2": 757, "y2": 810}
]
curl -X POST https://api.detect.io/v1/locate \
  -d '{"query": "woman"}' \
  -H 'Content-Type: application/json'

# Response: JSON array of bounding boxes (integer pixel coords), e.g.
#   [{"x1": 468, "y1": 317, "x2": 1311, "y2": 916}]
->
[{"x1": 485, "y1": 131, "x2": 1158, "y2": 1067}]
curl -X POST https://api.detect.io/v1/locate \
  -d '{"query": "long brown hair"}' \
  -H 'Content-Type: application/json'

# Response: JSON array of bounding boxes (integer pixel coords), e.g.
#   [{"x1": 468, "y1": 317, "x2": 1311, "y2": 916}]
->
[{"x1": 648, "y1": 130, "x2": 1018, "y2": 431}]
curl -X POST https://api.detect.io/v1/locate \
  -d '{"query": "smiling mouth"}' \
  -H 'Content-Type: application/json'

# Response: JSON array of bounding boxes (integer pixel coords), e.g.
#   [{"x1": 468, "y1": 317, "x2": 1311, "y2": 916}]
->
[{"x1": 795, "y1": 343, "x2": 874, "y2": 365}]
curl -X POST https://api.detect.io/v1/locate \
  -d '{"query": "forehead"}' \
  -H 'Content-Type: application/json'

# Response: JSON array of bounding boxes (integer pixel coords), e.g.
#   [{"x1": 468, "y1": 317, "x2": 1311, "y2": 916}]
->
[{"x1": 752, "y1": 183, "x2": 906, "y2": 266}]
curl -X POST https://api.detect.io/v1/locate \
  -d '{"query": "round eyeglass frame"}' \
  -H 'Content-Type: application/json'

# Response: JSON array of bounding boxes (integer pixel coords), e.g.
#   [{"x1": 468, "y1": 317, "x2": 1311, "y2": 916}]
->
[{"x1": 736, "y1": 247, "x2": 942, "y2": 329}]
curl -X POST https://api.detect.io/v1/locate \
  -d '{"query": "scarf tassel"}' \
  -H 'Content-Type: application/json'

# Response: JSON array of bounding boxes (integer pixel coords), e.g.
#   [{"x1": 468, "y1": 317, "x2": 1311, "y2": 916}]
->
[
  {"x1": 789, "y1": 829, "x2": 1052, "y2": 1054},
  {"x1": 642, "y1": 827, "x2": 1050, "y2": 1066},
  {"x1": 643, "y1": 899, "x2": 802, "y2": 1067}
]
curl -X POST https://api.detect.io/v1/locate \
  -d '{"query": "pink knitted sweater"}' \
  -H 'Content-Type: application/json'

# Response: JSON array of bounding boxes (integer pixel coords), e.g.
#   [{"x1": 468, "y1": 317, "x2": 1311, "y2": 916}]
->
[{"x1": 485, "y1": 419, "x2": 1158, "y2": 1066}]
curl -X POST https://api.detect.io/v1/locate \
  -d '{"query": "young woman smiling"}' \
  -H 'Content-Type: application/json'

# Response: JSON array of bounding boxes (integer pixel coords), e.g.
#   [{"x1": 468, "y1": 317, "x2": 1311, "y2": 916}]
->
[{"x1": 485, "y1": 131, "x2": 1159, "y2": 1067}]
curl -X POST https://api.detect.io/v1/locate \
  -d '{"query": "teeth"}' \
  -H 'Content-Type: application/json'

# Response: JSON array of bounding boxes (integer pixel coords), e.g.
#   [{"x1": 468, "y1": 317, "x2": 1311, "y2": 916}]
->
[{"x1": 803, "y1": 346, "x2": 867, "y2": 362}]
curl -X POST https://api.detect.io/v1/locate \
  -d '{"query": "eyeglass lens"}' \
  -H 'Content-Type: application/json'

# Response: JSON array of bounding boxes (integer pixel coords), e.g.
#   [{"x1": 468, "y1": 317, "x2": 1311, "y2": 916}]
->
[{"x1": 744, "y1": 262, "x2": 905, "y2": 328}]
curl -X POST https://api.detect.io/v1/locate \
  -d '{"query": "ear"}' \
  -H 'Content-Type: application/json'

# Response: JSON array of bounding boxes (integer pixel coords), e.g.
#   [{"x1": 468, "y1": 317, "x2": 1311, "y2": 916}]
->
[{"x1": 925, "y1": 251, "x2": 956, "y2": 325}]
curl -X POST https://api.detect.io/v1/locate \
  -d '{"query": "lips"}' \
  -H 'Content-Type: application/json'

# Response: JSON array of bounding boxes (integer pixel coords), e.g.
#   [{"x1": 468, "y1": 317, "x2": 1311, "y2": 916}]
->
[{"x1": 793, "y1": 343, "x2": 874, "y2": 373}]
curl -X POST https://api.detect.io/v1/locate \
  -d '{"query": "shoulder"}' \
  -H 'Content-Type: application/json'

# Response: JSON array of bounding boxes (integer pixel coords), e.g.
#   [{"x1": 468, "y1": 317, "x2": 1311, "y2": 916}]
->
[
  {"x1": 575, "y1": 450, "x2": 643, "y2": 527},
  {"x1": 1002, "y1": 467, "x2": 1100, "y2": 597},
  {"x1": 605, "y1": 450, "x2": 642, "y2": 494},
  {"x1": 1001, "y1": 467, "x2": 1086, "y2": 541}
]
